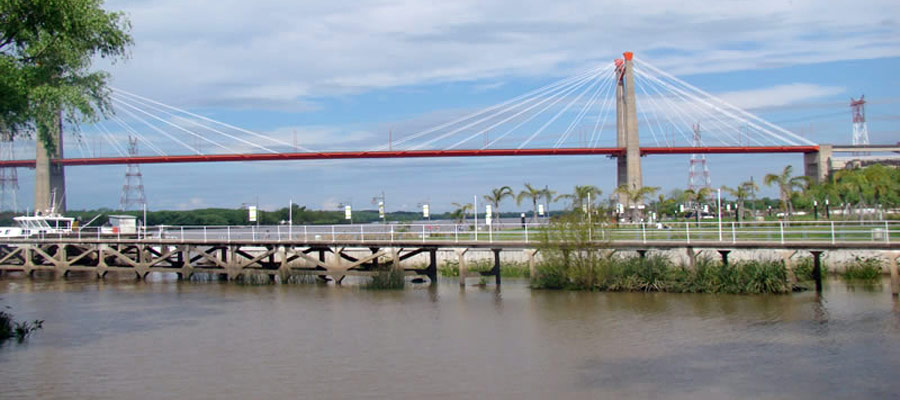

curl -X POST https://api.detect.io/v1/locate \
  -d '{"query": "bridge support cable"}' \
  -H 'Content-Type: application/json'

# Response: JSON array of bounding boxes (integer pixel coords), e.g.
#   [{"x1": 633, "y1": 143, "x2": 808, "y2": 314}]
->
[
  {"x1": 482, "y1": 72, "x2": 601, "y2": 149},
  {"x1": 413, "y1": 66, "x2": 608, "y2": 150},
  {"x1": 635, "y1": 67, "x2": 767, "y2": 147},
  {"x1": 113, "y1": 102, "x2": 204, "y2": 155},
  {"x1": 66, "y1": 127, "x2": 91, "y2": 159},
  {"x1": 112, "y1": 96, "x2": 237, "y2": 154},
  {"x1": 637, "y1": 69, "x2": 763, "y2": 148},
  {"x1": 413, "y1": 72, "x2": 595, "y2": 150},
  {"x1": 554, "y1": 66, "x2": 617, "y2": 148},
  {"x1": 633, "y1": 71, "x2": 697, "y2": 146},
  {"x1": 643, "y1": 68, "x2": 770, "y2": 147},
  {"x1": 518, "y1": 67, "x2": 610, "y2": 149},
  {"x1": 631, "y1": 73, "x2": 664, "y2": 147},
  {"x1": 452, "y1": 65, "x2": 613, "y2": 150},
  {"x1": 637, "y1": 67, "x2": 770, "y2": 146},
  {"x1": 634, "y1": 69, "x2": 717, "y2": 146},
  {"x1": 588, "y1": 68, "x2": 620, "y2": 148},
  {"x1": 93, "y1": 123, "x2": 129, "y2": 156},
  {"x1": 111, "y1": 88, "x2": 305, "y2": 152},
  {"x1": 636, "y1": 58, "x2": 816, "y2": 146},
  {"x1": 109, "y1": 115, "x2": 168, "y2": 156},
  {"x1": 442, "y1": 71, "x2": 603, "y2": 150},
  {"x1": 634, "y1": 72, "x2": 679, "y2": 147},
  {"x1": 378, "y1": 64, "x2": 609, "y2": 151},
  {"x1": 111, "y1": 92, "x2": 280, "y2": 154}
]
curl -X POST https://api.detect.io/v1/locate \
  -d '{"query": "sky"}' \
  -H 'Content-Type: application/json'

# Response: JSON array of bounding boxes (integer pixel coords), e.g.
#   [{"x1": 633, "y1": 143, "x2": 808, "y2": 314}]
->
[{"x1": 7, "y1": 0, "x2": 900, "y2": 213}]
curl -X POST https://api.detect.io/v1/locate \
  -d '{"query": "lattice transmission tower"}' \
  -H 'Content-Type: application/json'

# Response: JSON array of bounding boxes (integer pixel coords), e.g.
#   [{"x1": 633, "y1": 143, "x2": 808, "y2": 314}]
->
[
  {"x1": 850, "y1": 95, "x2": 869, "y2": 146},
  {"x1": 120, "y1": 136, "x2": 147, "y2": 210},
  {"x1": 688, "y1": 123, "x2": 711, "y2": 191},
  {"x1": 0, "y1": 129, "x2": 19, "y2": 212}
]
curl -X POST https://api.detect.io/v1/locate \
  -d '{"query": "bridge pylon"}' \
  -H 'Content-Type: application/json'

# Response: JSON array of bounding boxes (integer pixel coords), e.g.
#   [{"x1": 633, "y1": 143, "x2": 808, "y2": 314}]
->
[
  {"x1": 615, "y1": 51, "x2": 643, "y2": 214},
  {"x1": 34, "y1": 114, "x2": 66, "y2": 214}
]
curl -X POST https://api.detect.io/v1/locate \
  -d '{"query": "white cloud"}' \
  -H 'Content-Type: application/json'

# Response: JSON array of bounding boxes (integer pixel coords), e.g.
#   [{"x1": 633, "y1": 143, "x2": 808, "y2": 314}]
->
[
  {"x1": 717, "y1": 84, "x2": 846, "y2": 111},
  {"x1": 101, "y1": 0, "x2": 900, "y2": 110}
]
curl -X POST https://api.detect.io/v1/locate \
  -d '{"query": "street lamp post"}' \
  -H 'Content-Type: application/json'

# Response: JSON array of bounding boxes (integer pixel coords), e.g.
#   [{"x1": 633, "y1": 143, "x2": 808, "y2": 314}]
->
[{"x1": 372, "y1": 192, "x2": 386, "y2": 224}]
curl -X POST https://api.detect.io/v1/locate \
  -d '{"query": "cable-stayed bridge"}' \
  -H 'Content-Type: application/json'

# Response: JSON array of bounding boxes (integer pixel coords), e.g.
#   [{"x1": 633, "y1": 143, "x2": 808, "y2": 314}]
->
[{"x1": 2, "y1": 52, "x2": 893, "y2": 213}]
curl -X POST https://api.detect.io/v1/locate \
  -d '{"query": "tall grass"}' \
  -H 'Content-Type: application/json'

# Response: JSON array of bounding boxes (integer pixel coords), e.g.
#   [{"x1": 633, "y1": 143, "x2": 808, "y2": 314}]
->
[
  {"x1": 793, "y1": 256, "x2": 882, "y2": 282},
  {"x1": 368, "y1": 267, "x2": 405, "y2": 290},
  {"x1": 842, "y1": 257, "x2": 883, "y2": 281},
  {"x1": 531, "y1": 215, "x2": 791, "y2": 294},
  {"x1": 438, "y1": 259, "x2": 530, "y2": 278},
  {"x1": 792, "y1": 258, "x2": 822, "y2": 282}
]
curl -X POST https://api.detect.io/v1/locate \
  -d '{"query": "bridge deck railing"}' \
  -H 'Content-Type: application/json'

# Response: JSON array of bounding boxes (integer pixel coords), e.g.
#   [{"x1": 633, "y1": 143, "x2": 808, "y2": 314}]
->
[{"x1": 35, "y1": 220, "x2": 899, "y2": 245}]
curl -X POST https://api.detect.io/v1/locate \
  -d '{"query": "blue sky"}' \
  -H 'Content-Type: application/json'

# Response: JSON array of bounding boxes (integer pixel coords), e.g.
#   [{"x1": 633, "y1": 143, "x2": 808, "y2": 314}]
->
[{"x1": 8, "y1": 0, "x2": 900, "y2": 213}]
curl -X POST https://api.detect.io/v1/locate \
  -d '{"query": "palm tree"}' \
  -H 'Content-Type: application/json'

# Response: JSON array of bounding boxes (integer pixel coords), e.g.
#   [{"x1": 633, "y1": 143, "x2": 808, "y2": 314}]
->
[
  {"x1": 516, "y1": 183, "x2": 543, "y2": 223},
  {"x1": 556, "y1": 185, "x2": 602, "y2": 213},
  {"x1": 722, "y1": 179, "x2": 757, "y2": 223},
  {"x1": 764, "y1": 165, "x2": 808, "y2": 220},
  {"x1": 613, "y1": 184, "x2": 660, "y2": 222},
  {"x1": 540, "y1": 186, "x2": 556, "y2": 217},
  {"x1": 450, "y1": 202, "x2": 473, "y2": 224},
  {"x1": 682, "y1": 187, "x2": 712, "y2": 223},
  {"x1": 483, "y1": 186, "x2": 514, "y2": 229}
]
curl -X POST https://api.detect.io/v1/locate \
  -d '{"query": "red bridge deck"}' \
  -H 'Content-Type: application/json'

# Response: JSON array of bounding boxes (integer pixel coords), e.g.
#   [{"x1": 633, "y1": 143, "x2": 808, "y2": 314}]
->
[{"x1": 0, "y1": 146, "x2": 820, "y2": 167}]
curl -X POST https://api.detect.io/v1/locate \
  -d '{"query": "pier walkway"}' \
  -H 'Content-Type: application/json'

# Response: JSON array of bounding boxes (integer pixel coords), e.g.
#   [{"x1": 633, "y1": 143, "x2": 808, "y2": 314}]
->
[{"x1": 1, "y1": 220, "x2": 897, "y2": 293}]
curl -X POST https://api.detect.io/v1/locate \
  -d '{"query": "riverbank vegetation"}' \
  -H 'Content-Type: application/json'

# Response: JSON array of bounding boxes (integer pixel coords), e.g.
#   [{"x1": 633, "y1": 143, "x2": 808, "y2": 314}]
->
[
  {"x1": 532, "y1": 252, "x2": 792, "y2": 294},
  {"x1": 0, "y1": 306, "x2": 43, "y2": 344},
  {"x1": 531, "y1": 215, "x2": 793, "y2": 294},
  {"x1": 841, "y1": 257, "x2": 883, "y2": 281},
  {"x1": 438, "y1": 259, "x2": 530, "y2": 278},
  {"x1": 367, "y1": 267, "x2": 405, "y2": 290}
]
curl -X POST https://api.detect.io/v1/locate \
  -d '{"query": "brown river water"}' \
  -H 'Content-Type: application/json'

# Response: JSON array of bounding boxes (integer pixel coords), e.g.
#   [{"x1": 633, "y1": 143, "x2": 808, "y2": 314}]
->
[{"x1": 1, "y1": 275, "x2": 899, "y2": 399}]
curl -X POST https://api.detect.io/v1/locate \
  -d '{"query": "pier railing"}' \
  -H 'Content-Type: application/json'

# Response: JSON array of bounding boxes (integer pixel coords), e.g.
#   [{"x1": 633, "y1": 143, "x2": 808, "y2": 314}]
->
[{"x1": 47, "y1": 220, "x2": 899, "y2": 245}]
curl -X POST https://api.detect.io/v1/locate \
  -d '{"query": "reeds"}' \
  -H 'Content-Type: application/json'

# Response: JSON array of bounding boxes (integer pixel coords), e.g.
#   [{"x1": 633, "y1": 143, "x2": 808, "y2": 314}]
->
[
  {"x1": 367, "y1": 267, "x2": 405, "y2": 290},
  {"x1": 0, "y1": 308, "x2": 43, "y2": 344},
  {"x1": 438, "y1": 259, "x2": 530, "y2": 278},
  {"x1": 842, "y1": 257, "x2": 883, "y2": 281},
  {"x1": 531, "y1": 215, "x2": 791, "y2": 294}
]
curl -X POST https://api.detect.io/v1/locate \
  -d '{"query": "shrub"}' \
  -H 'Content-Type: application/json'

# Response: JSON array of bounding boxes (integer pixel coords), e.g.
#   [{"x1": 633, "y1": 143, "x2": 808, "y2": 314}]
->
[
  {"x1": 1, "y1": 308, "x2": 43, "y2": 344},
  {"x1": 842, "y1": 257, "x2": 883, "y2": 282},
  {"x1": 793, "y1": 258, "x2": 827, "y2": 282},
  {"x1": 368, "y1": 267, "x2": 405, "y2": 290}
]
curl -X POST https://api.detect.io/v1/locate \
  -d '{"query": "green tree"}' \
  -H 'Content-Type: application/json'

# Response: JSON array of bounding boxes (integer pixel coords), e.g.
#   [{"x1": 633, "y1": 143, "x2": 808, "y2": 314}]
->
[
  {"x1": 613, "y1": 184, "x2": 660, "y2": 222},
  {"x1": 682, "y1": 187, "x2": 713, "y2": 223},
  {"x1": 0, "y1": 0, "x2": 132, "y2": 152},
  {"x1": 540, "y1": 186, "x2": 556, "y2": 216},
  {"x1": 722, "y1": 179, "x2": 758, "y2": 223},
  {"x1": 516, "y1": 183, "x2": 543, "y2": 223},
  {"x1": 483, "y1": 186, "x2": 513, "y2": 228},
  {"x1": 556, "y1": 185, "x2": 602, "y2": 213},
  {"x1": 450, "y1": 202, "x2": 473, "y2": 224},
  {"x1": 863, "y1": 164, "x2": 897, "y2": 212},
  {"x1": 764, "y1": 165, "x2": 808, "y2": 220}
]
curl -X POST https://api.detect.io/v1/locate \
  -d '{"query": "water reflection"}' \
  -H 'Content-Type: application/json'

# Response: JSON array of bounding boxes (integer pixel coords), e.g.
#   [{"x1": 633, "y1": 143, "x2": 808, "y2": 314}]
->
[{"x1": 1, "y1": 277, "x2": 898, "y2": 399}]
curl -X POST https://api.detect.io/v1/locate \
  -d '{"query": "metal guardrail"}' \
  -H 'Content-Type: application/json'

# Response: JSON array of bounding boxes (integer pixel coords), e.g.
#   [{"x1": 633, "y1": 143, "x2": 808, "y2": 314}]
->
[{"x1": 28, "y1": 220, "x2": 897, "y2": 245}]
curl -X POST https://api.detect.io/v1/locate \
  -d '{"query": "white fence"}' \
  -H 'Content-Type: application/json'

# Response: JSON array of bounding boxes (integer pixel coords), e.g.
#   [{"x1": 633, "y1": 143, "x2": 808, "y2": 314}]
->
[{"x1": 39, "y1": 220, "x2": 900, "y2": 245}]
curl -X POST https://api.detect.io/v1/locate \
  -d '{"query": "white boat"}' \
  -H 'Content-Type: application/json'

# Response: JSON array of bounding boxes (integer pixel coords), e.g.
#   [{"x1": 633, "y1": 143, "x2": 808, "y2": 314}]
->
[{"x1": 0, "y1": 213, "x2": 75, "y2": 238}]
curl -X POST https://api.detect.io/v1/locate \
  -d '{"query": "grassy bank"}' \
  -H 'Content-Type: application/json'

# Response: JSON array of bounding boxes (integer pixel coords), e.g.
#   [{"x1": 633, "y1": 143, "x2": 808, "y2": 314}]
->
[
  {"x1": 531, "y1": 254, "x2": 792, "y2": 294},
  {"x1": 438, "y1": 259, "x2": 530, "y2": 278}
]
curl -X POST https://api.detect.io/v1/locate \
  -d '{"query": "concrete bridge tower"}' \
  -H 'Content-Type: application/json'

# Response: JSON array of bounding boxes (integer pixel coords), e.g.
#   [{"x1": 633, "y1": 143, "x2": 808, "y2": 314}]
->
[
  {"x1": 615, "y1": 51, "x2": 643, "y2": 207},
  {"x1": 34, "y1": 115, "x2": 66, "y2": 214}
]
